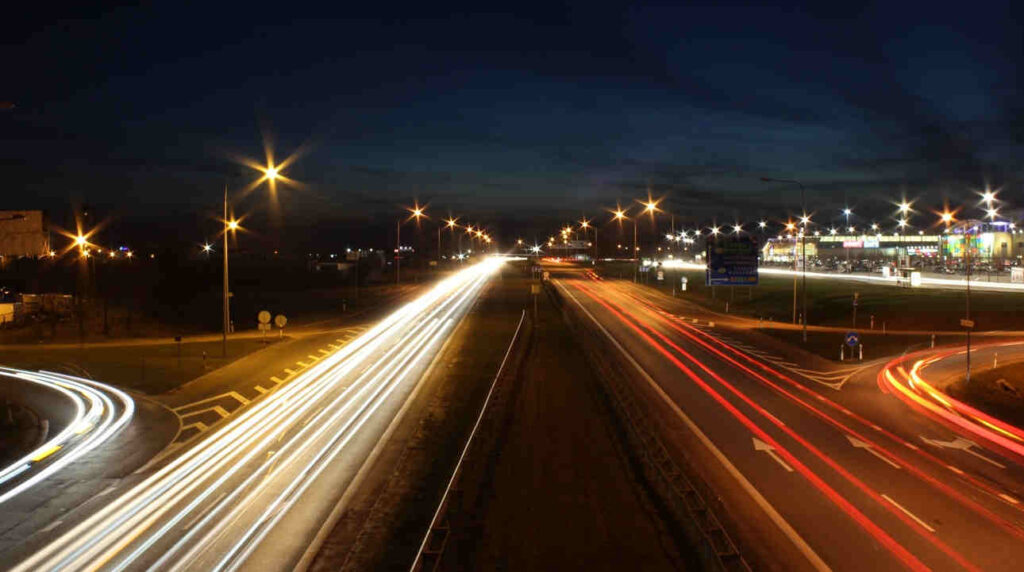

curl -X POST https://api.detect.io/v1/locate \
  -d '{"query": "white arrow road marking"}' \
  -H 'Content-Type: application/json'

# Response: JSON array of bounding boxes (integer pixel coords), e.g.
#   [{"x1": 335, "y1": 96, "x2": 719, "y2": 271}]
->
[
  {"x1": 921, "y1": 436, "x2": 1006, "y2": 468},
  {"x1": 881, "y1": 494, "x2": 935, "y2": 532},
  {"x1": 846, "y1": 435, "x2": 901, "y2": 469},
  {"x1": 753, "y1": 438, "x2": 794, "y2": 472}
]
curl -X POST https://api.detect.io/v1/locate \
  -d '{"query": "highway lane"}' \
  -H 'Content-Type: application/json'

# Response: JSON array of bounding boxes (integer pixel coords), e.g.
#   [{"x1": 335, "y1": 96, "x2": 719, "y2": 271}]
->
[
  {"x1": 879, "y1": 341, "x2": 1024, "y2": 467},
  {"x1": 9, "y1": 258, "x2": 503, "y2": 572},
  {"x1": 555, "y1": 271, "x2": 1024, "y2": 571},
  {"x1": 0, "y1": 369, "x2": 134, "y2": 505}
]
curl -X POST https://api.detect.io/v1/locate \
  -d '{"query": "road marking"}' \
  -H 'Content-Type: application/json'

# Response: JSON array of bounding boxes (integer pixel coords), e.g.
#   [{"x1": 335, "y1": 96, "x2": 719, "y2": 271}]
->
[
  {"x1": 881, "y1": 494, "x2": 935, "y2": 532},
  {"x1": 284, "y1": 368, "x2": 296, "y2": 375},
  {"x1": 328, "y1": 344, "x2": 340, "y2": 350},
  {"x1": 303, "y1": 406, "x2": 325, "y2": 426},
  {"x1": 306, "y1": 354, "x2": 320, "y2": 362},
  {"x1": 846, "y1": 435, "x2": 901, "y2": 469},
  {"x1": 946, "y1": 464, "x2": 964, "y2": 475},
  {"x1": 558, "y1": 282, "x2": 829, "y2": 572},
  {"x1": 270, "y1": 376, "x2": 284, "y2": 384},
  {"x1": 318, "y1": 349, "x2": 330, "y2": 355},
  {"x1": 753, "y1": 437, "x2": 794, "y2": 472},
  {"x1": 181, "y1": 421, "x2": 209, "y2": 432},
  {"x1": 999, "y1": 493, "x2": 1019, "y2": 505},
  {"x1": 296, "y1": 361, "x2": 310, "y2": 368},
  {"x1": 173, "y1": 391, "x2": 249, "y2": 411},
  {"x1": 95, "y1": 484, "x2": 118, "y2": 498},
  {"x1": 180, "y1": 405, "x2": 230, "y2": 419},
  {"x1": 183, "y1": 492, "x2": 227, "y2": 531},
  {"x1": 762, "y1": 410, "x2": 787, "y2": 428},
  {"x1": 39, "y1": 519, "x2": 63, "y2": 533},
  {"x1": 254, "y1": 385, "x2": 268, "y2": 394},
  {"x1": 921, "y1": 436, "x2": 1006, "y2": 468}
]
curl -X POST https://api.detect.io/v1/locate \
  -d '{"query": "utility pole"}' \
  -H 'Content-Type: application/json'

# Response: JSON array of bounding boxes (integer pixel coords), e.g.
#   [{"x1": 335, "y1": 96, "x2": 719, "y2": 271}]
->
[
  {"x1": 396, "y1": 219, "x2": 401, "y2": 284},
  {"x1": 222, "y1": 184, "x2": 230, "y2": 358}
]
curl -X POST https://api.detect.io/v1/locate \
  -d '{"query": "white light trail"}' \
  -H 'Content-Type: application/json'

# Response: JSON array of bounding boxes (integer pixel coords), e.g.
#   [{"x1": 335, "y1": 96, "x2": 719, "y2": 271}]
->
[
  {"x1": 15, "y1": 257, "x2": 503, "y2": 572},
  {"x1": 0, "y1": 369, "x2": 134, "y2": 504},
  {"x1": 660, "y1": 260, "x2": 1024, "y2": 292}
]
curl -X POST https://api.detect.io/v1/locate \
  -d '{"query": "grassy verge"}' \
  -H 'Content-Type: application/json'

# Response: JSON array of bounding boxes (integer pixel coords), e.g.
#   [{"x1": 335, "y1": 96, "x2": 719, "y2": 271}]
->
[
  {"x1": 761, "y1": 329, "x2": 968, "y2": 362},
  {"x1": 946, "y1": 362, "x2": 1024, "y2": 428},
  {"x1": 0, "y1": 338, "x2": 279, "y2": 395}
]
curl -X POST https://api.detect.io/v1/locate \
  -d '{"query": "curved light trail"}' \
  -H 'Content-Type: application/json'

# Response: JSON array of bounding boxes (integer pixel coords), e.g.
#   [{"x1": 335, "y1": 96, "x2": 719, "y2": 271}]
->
[
  {"x1": 879, "y1": 346, "x2": 1024, "y2": 462},
  {"x1": 0, "y1": 368, "x2": 135, "y2": 504},
  {"x1": 13, "y1": 257, "x2": 503, "y2": 572}
]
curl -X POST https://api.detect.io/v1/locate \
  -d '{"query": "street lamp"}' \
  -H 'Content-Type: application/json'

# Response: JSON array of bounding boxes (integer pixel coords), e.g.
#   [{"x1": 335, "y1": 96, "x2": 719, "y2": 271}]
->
[
  {"x1": 580, "y1": 217, "x2": 597, "y2": 260},
  {"x1": 939, "y1": 209, "x2": 955, "y2": 268},
  {"x1": 612, "y1": 206, "x2": 639, "y2": 281},
  {"x1": 397, "y1": 204, "x2": 426, "y2": 284},
  {"x1": 762, "y1": 177, "x2": 808, "y2": 341}
]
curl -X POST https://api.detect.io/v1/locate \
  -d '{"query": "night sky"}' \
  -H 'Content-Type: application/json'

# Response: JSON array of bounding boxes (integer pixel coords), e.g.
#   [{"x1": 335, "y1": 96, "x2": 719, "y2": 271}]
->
[{"x1": 8, "y1": 1, "x2": 1024, "y2": 248}]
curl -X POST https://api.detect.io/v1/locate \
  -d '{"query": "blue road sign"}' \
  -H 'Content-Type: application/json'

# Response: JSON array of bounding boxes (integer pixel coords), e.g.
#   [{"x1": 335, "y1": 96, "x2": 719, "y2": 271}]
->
[
  {"x1": 845, "y1": 331, "x2": 860, "y2": 347},
  {"x1": 706, "y1": 237, "x2": 759, "y2": 286}
]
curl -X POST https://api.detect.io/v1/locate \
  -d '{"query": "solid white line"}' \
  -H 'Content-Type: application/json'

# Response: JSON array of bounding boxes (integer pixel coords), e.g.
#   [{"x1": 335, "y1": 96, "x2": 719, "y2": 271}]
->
[
  {"x1": 558, "y1": 282, "x2": 830, "y2": 572},
  {"x1": 881, "y1": 494, "x2": 935, "y2": 532}
]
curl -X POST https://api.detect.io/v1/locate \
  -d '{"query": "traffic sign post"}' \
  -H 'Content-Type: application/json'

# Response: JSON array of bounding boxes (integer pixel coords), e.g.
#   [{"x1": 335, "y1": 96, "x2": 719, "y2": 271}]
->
[
  {"x1": 258, "y1": 310, "x2": 271, "y2": 344},
  {"x1": 705, "y1": 237, "x2": 759, "y2": 286},
  {"x1": 274, "y1": 314, "x2": 287, "y2": 338},
  {"x1": 845, "y1": 331, "x2": 860, "y2": 347}
]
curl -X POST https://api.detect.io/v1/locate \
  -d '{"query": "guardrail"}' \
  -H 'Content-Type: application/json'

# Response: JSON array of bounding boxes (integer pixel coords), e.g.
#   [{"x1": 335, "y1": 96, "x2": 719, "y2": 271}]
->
[
  {"x1": 409, "y1": 309, "x2": 529, "y2": 572},
  {"x1": 548, "y1": 281, "x2": 750, "y2": 572}
]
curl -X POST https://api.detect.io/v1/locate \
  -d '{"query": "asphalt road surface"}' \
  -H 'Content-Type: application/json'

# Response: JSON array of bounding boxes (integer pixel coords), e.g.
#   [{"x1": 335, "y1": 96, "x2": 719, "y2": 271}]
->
[
  {"x1": 554, "y1": 266, "x2": 1024, "y2": 571},
  {"x1": 5, "y1": 259, "x2": 503, "y2": 572}
]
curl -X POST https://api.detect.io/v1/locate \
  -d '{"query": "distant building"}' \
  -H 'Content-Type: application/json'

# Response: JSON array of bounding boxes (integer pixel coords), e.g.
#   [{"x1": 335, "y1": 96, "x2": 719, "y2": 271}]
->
[{"x1": 0, "y1": 210, "x2": 50, "y2": 257}]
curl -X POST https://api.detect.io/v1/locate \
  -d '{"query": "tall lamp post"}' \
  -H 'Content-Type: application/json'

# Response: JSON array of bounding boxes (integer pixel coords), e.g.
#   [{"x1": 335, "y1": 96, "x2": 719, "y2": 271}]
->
[
  {"x1": 842, "y1": 208, "x2": 852, "y2": 269},
  {"x1": 762, "y1": 177, "x2": 808, "y2": 342},
  {"x1": 396, "y1": 204, "x2": 426, "y2": 284},
  {"x1": 580, "y1": 218, "x2": 596, "y2": 261},
  {"x1": 222, "y1": 164, "x2": 280, "y2": 358},
  {"x1": 612, "y1": 208, "x2": 636, "y2": 281},
  {"x1": 896, "y1": 201, "x2": 911, "y2": 267}
]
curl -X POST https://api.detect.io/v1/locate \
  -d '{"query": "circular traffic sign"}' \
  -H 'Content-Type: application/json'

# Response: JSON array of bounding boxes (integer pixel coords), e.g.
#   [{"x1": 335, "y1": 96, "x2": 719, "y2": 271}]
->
[
  {"x1": 274, "y1": 314, "x2": 287, "y2": 328},
  {"x1": 258, "y1": 310, "x2": 271, "y2": 324},
  {"x1": 845, "y1": 331, "x2": 860, "y2": 347}
]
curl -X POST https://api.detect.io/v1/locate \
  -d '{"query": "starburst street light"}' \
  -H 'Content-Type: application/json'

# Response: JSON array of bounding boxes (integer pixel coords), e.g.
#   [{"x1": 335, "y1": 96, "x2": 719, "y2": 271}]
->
[
  {"x1": 732, "y1": 224, "x2": 743, "y2": 234},
  {"x1": 226, "y1": 219, "x2": 240, "y2": 231},
  {"x1": 758, "y1": 220, "x2": 767, "y2": 229},
  {"x1": 940, "y1": 211, "x2": 955, "y2": 224},
  {"x1": 446, "y1": 217, "x2": 458, "y2": 229},
  {"x1": 986, "y1": 207, "x2": 999, "y2": 221}
]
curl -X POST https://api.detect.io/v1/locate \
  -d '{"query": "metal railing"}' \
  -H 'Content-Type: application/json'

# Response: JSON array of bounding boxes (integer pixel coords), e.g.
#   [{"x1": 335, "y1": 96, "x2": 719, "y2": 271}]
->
[{"x1": 409, "y1": 309, "x2": 528, "y2": 572}]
